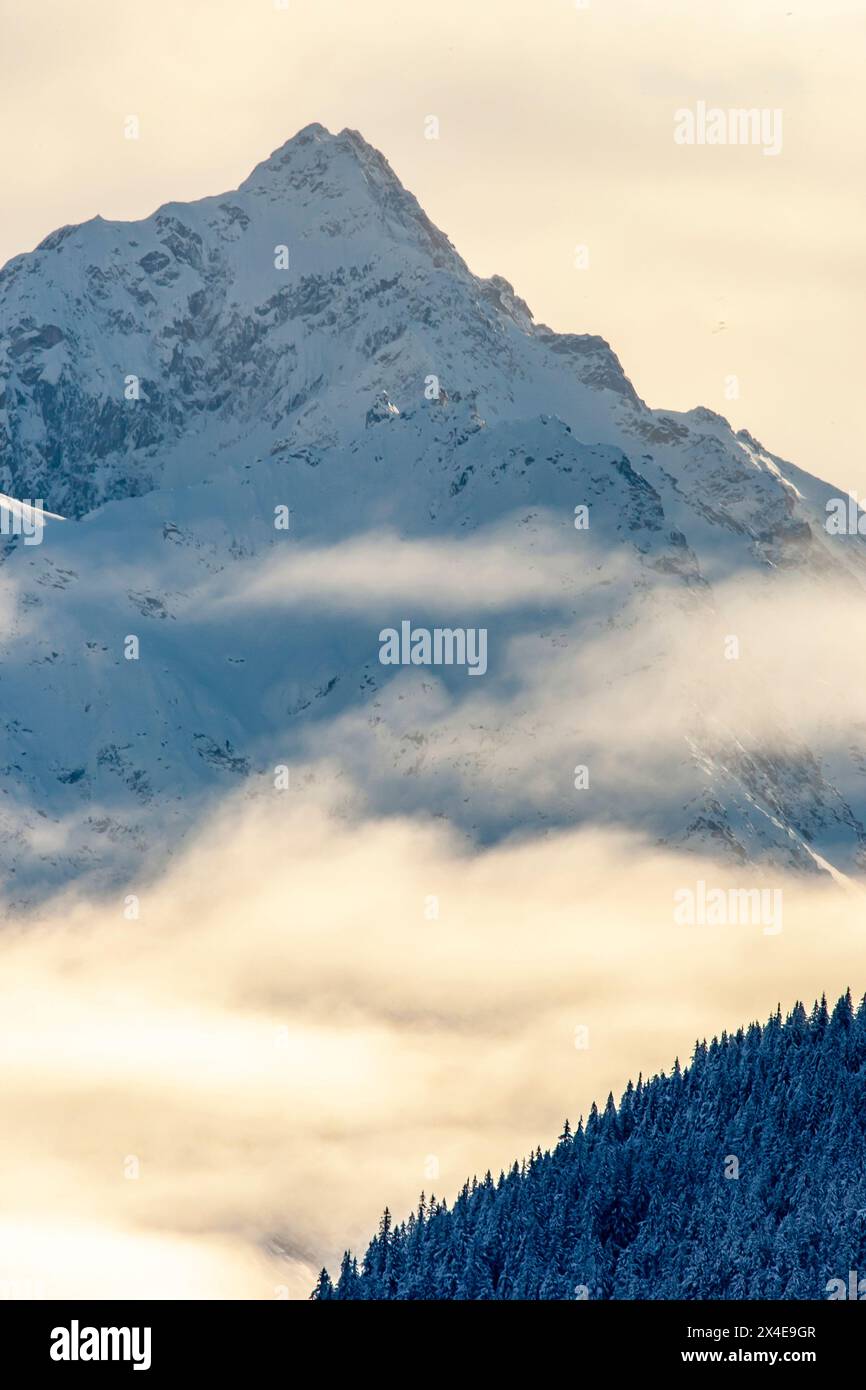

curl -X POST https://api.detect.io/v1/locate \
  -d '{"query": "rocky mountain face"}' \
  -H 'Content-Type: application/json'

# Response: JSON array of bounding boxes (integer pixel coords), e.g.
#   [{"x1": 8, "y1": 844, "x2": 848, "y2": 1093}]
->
[{"x1": 1, "y1": 122, "x2": 865, "y2": 902}]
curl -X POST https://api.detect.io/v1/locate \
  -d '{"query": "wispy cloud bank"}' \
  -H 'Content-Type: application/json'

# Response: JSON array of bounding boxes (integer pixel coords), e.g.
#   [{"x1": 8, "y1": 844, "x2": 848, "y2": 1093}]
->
[{"x1": 206, "y1": 523, "x2": 625, "y2": 614}]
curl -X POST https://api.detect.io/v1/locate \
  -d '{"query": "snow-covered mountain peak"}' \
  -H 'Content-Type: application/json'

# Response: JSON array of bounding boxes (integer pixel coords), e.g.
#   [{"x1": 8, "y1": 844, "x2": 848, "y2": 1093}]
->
[
  {"x1": 0, "y1": 121, "x2": 859, "y2": 562},
  {"x1": 239, "y1": 120, "x2": 381, "y2": 196},
  {"x1": 237, "y1": 121, "x2": 461, "y2": 268}
]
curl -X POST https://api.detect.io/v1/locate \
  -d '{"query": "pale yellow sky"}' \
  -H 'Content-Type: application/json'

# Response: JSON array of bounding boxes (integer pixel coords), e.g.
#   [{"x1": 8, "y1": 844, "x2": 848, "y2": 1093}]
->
[{"x1": 2, "y1": 0, "x2": 864, "y2": 486}]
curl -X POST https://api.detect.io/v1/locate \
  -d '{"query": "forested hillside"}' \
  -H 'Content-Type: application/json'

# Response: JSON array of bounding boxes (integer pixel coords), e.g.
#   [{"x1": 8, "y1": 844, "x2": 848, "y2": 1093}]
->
[{"x1": 313, "y1": 992, "x2": 866, "y2": 1300}]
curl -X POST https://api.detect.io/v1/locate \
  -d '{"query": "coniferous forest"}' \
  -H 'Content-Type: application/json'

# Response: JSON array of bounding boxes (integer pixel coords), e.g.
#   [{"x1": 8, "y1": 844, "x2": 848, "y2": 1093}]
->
[{"x1": 313, "y1": 992, "x2": 866, "y2": 1300}]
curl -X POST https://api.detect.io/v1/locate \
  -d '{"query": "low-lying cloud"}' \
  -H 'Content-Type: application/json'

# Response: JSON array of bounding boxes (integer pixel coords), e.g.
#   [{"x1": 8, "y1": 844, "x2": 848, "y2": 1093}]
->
[
  {"x1": 205, "y1": 522, "x2": 633, "y2": 614},
  {"x1": 1, "y1": 780, "x2": 864, "y2": 1299}
]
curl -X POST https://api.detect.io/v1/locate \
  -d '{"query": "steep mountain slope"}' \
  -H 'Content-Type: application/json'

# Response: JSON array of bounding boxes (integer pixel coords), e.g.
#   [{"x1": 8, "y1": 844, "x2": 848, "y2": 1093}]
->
[
  {"x1": 1, "y1": 123, "x2": 865, "y2": 899},
  {"x1": 313, "y1": 991, "x2": 866, "y2": 1301}
]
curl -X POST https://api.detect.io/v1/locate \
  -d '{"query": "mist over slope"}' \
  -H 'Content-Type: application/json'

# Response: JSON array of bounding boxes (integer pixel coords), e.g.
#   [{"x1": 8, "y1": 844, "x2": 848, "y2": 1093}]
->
[
  {"x1": 1, "y1": 788, "x2": 864, "y2": 1300},
  {"x1": 1, "y1": 122, "x2": 865, "y2": 900}
]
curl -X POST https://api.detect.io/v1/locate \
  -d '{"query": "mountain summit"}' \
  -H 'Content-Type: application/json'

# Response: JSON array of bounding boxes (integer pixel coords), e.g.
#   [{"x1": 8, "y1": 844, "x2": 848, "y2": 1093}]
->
[
  {"x1": 0, "y1": 124, "x2": 624, "y2": 513},
  {"x1": 1, "y1": 121, "x2": 817, "y2": 536}
]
